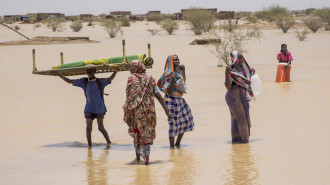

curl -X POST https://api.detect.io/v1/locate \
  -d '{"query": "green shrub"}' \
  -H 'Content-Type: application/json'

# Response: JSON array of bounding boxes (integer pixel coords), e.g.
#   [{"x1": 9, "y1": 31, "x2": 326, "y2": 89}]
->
[
  {"x1": 42, "y1": 18, "x2": 66, "y2": 32},
  {"x1": 160, "y1": 19, "x2": 179, "y2": 35},
  {"x1": 295, "y1": 29, "x2": 309, "y2": 41},
  {"x1": 101, "y1": 19, "x2": 122, "y2": 38},
  {"x1": 183, "y1": 8, "x2": 216, "y2": 35},
  {"x1": 255, "y1": 5, "x2": 290, "y2": 22},
  {"x1": 70, "y1": 21, "x2": 83, "y2": 32}
]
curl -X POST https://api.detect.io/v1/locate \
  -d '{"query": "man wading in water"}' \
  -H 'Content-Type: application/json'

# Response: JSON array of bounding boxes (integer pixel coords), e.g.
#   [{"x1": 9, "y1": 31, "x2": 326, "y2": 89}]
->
[{"x1": 56, "y1": 69, "x2": 117, "y2": 147}]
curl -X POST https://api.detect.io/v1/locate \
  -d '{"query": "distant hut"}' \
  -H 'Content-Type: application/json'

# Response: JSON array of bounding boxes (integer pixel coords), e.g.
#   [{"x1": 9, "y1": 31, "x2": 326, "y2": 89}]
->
[
  {"x1": 37, "y1": 13, "x2": 64, "y2": 21},
  {"x1": 216, "y1": 11, "x2": 235, "y2": 19},
  {"x1": 181, "y1": 8, "x2": 218, "y2": 19},
  {"x1": 4, "y1": 15, "x2": 20, "y2": 22}
]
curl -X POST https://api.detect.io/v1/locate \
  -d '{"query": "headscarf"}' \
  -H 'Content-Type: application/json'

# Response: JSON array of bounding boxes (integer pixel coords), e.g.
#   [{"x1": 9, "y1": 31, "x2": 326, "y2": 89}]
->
[
  {"x1": 157, "y1": 54, "x2": 175, "y2": 89},
  {"x1": 123, "y1": 60, "x2": 153, "y2": 110},
  {"x1": 130, "y1": 59, "x2": 146, "y2": 74},
  {"x1": 157, "y1": 54, "x2": 186, "y2": 94},
  {"x1": 229, "y1": 51, "x2": 254, "y2": 98}
]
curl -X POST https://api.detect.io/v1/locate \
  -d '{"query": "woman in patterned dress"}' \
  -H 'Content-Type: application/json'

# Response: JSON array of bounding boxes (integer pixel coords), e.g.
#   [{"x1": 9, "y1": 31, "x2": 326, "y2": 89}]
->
[
  {"x1": 157, "y1": 54, "x2": 194, "y2": 148},
  {"x1": 225, "y1": 51, "x2": 255, "y2": 143},
  {"x1": 123, "y1": 60, "x2": 171, "y2": 165}
]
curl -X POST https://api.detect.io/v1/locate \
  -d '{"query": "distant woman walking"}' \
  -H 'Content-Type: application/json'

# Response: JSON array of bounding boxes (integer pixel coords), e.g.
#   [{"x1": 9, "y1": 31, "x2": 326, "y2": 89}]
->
[
  {"x1": 157, "y1": 54, "x2": 194, "y2": 148},
  {"x1": 123, "y1": 60, "x2": 171, "y2": 165},
  {"x1": 225, "y1": 51, "x2": 255, "y2": 143}
]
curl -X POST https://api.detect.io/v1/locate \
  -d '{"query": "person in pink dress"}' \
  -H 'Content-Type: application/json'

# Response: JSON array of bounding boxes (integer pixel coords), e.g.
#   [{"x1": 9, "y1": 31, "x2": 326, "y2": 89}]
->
[{"x1": 276, "y1": 44, "x2": 294, "y2": 82}]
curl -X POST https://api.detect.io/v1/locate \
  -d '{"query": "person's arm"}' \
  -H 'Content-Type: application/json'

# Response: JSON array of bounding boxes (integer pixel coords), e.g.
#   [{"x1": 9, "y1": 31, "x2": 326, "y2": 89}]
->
[
  {"x1": 58, "y1": 73, "x2": 73, "y2": 84},
  {"x1": 166, "y1": 72, "x2": 176, "y2": 94},
  {"x1": 180, "y1": 65, "x2": 186, "y2": 82},
  {"x1": 224, "y1": 67, "x2": 232, "y2": 90},
  {"x1": 154, "y1": 89, "x2": 172, "y2": 121},
  {"x1": 287, "y1": 52, "x2": 293, "y2": 66},
  {"x1": 107, "y1": 71, "x2": 118, "y2": 83}
]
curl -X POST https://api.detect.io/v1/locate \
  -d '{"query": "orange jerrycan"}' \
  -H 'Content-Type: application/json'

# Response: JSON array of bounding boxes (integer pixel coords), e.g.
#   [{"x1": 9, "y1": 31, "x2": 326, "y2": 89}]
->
[{"x1": 275, "y1": 63, "x2": 291, "y2": 82}]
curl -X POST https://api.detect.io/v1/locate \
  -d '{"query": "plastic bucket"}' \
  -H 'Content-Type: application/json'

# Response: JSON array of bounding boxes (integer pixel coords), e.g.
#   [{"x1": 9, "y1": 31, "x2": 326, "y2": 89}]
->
[{"x1": 251, "y1": 74, "x2": 262, "y2": 96}]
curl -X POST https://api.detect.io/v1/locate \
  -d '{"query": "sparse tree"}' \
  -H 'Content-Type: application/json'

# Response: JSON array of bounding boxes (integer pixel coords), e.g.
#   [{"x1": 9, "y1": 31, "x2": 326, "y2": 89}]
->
[
  {"x1": 101, "y1": 19, "x2": 122, "y2": 38},
  {"x1": 42, "y1": 18, "x2": 66, "y2": 32},
  {"x1": 303, "y1": 16, "x2": 323, "y2": 33},
  {"x1": 295, "y1": 29, "x2": 309, "y2": 41},
  {"x1": 160, "y1": 19, "x2": 179, "y2": 35},
  {"x1": 207, "y1": 27, "x2": 262, "y2": 66},
  {"x1": 275, "y1": 14, "x2": 295, "y2": 33},
  {"x1": 183, "y1": 8, "x2": 216, "y2": 35},
  {"x1": 70, "y1": 21, "x2": 83, "y2": 32},
  {"x1": 314, "y1": 8, "x2": 330, "y2": 30}
]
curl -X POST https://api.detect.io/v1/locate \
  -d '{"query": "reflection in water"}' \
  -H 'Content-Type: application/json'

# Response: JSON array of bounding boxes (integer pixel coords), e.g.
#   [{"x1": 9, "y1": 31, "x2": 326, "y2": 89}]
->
[
  {"x1": 168, "y1": 149, "x2": 196, "y2": 184},
  {"x1": 133, "y1": 165, "x2": 153, "y2": 185},
  {"x1": 224, "y1": 144, "x2": 259, "y2": 185},
  {"x1": 278, "y1": 82, "x2": 291, "y2": 91},
  {"x1": 85, "y1": 148, "x2": 109, "y2": 185}
]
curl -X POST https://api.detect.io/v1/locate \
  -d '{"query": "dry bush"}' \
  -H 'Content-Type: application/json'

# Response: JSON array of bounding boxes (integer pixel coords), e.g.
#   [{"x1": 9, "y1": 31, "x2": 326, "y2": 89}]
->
[
  {"x1": 315, "y1": 8, "x2": 330, "y2": 30},
  {"x1": 148, "y1": 14, "x2": 166, "y2": 23},
  {"x1": 255, "y1": 5, "x2": 289, "y2": 22},
  {"x1": 303, "y1": 16, "x2": 323, "y2": 33},
  {"x1": 295, "y1": 29, "x2": 309, "y2": 41},
  {"x1": 101, "y1": 19, "x2": 122, "y2": 38},
  {"x1": 246, "y1": 15, "x2": 258, "y2": 23},
  {"x1": 42, "y1": 18, "x2": 66, "y2": 32},
  {"x1": 160, "y1": 19, "x2": 179, "y2": 35},
  {"x1": 14, "y1": 25, "x2": 20, "y2": 30},
  {"x1": 183, "y1": 8, "x2": 216, "y2": 35},
  {"x1": 275, "y1": 15, "x2": 295, "y2": 33},
  {"x1": 70, "y1": 21, "x2": 83, "y2": 32},
  {"x1": 120, "y1": 17, "x2": 130, "y2": 27},
  {"x1": 207, "y1": 27, "x2": 262, "y2": 66},
  {"x1": 147, "y1": 29, "x2": 161, "y2": 35}
]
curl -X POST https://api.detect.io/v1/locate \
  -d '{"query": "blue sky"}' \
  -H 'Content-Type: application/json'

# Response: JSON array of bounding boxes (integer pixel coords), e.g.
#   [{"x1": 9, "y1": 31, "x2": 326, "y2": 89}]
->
[{"x1": 1, "y1": 0, "x2": 329, "y2": 16}]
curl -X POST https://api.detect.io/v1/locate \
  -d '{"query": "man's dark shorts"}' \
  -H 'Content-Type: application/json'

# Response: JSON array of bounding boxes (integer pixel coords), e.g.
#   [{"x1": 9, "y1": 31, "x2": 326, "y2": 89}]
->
[{"x1": 84, "y1": 112, "x2": 105, "y2": 120}]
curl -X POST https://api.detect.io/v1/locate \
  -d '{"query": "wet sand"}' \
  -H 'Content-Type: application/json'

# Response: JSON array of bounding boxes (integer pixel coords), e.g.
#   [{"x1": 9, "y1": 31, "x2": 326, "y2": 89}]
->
[{"x1": 0, "y1": 21, "x2": 329, "y2": 184}]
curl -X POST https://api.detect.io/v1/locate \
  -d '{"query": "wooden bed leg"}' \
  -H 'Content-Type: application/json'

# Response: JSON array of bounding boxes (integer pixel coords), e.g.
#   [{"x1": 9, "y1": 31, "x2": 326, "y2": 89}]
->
[
  {"x1": 122, "y1": 39, "x2": 126, "y2": 63},
  {"x1": 60, "y1": 52, "x2": 64, "y2": 65},
  {"x1": 148, "y1": 43, "x2": 151, "y2": 57},
  {"x1": 32, "y1": 49, "x2": 36, "y2": 72}
]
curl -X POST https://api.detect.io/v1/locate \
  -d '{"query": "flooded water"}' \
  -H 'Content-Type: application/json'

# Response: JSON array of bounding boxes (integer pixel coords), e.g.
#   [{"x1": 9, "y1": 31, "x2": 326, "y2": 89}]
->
[{"x1": 0, "y1": 22, "x2": 329, "y2": 184}]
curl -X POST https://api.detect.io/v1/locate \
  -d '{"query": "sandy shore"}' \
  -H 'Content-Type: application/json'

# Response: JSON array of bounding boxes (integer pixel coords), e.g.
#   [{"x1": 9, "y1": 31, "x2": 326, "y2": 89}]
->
[{"x1": 0, "y1": 21, "x2": 329, "y2": 185}]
